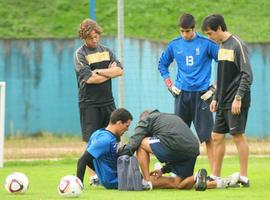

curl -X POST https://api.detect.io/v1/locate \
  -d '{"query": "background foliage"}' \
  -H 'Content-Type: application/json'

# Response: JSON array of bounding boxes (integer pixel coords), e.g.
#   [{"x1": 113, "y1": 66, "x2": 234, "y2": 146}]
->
[{"x1": 0, "y1": 0, "x2": 270, "y2": 42}]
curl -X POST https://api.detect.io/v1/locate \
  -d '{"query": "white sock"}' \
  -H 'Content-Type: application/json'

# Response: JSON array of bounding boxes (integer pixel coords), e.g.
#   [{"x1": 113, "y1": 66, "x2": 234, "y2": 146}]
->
[
  {"x1": 240, "y1": 176, "x2": 249, "y2": 183},
  {"x1": 216, "y1": 179, "x2": 224, "y2": 188},
  {"x1": 210, "y1": 175, "x2": 221, "y2": 180},
  {"x1": 194, "y1": 173, "x2": 198, "y2": 181}
]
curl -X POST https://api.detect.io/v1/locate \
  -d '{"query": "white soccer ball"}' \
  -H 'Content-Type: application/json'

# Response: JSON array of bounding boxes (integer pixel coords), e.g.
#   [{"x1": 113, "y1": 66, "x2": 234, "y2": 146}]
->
[
  {"x1": 58, "y1": 175, "x2": 83, "y2": 198},
  {"x1": 4, "y1": 172, "x2": 29, "y2": 194}
]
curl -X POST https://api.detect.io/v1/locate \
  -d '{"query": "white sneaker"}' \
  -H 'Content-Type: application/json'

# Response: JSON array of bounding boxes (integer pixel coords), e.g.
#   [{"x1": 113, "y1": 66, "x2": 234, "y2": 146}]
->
[
  {"x1": 220, "y1": 172, "x2": 240, "y2": 188},
  {"x1": 142, "y1": 179, "x2": 153, "y2": 190},
  {"x1": 227, "y1": 172, "x2": 240, "y2": 187},
  {"x1": 89, "y1": 175, "x2": 99, "y2": 186}
]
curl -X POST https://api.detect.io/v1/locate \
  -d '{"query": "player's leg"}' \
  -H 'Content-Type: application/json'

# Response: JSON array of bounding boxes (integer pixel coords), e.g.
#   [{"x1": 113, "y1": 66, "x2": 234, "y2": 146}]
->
[
  {"x1": 193, "y1": 92, "x2": 214, "y2": 172},
  {"x1": 136, "y1": 137, "x2": 153, "y2": 181},
  {"x1": 228, "y1": 108, "x2": 250, "y2": 186},
  {"x1": 79, "y1": 107, "x2": 101, "y2": 183},
  {"x1": 211, "y1": 109, "x2": 228, "y2": 177},
  {"x1": 101, "y1": 104, "x2": 116, "y2": 128},
  {"x1": 77, "y1": 151, "x2": 95, "y2": 184},
  {"x1": 211, "y1": 133, "x2": 225, "y2": 177},
  {"x1": 174, "y1": 91, "x2": 192, "y2": 127}
]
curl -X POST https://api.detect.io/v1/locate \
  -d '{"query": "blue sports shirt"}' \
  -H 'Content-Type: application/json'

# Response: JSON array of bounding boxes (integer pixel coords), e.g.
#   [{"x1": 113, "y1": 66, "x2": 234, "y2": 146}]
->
[
  {"x1": 86, "y1": 129, "x2": 118, "y2": 189},
  {"x1": 158, "y1": 33, "x2": 218, "y2": 91}
]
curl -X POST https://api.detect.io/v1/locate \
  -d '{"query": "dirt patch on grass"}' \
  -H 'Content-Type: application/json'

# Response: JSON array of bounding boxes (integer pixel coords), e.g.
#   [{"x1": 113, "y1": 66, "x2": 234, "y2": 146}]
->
[{"x1": 4, "y1": 135, "x2": 270, "y2": 160}]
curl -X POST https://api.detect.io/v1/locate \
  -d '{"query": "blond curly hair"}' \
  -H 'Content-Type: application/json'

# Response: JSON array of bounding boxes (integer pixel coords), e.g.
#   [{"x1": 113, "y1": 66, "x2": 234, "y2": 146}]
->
[{"x1": 78, "y1": 19, "x2": 102, "y2": 39}]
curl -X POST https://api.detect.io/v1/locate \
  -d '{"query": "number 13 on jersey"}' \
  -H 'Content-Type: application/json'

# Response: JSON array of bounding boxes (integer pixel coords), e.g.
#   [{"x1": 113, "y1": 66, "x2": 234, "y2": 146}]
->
[{"x1": 186, "y1": 56, "x2": 194, "y2": 66}]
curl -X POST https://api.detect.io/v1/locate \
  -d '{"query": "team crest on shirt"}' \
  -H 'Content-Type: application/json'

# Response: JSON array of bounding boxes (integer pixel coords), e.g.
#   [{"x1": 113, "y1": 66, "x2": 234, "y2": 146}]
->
[{"x1": 196, "y1": 48, "x2": 200, "y2": 55}]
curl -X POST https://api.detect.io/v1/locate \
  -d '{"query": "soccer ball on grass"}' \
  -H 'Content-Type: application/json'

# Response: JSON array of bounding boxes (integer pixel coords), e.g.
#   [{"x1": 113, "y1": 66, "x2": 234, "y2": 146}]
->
[
  {"x1": 58, "y1": 175, "x2": 83, "y2": 198},
  {"x1": 4, "y1": 172, "x2": 29, "y2": 194}
]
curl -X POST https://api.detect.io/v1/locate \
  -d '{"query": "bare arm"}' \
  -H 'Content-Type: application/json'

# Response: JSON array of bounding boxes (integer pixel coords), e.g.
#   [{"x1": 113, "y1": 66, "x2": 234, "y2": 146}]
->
[
  {"x1": 85, "y1": 63, "x2": 123, "y2": 84},
  {"x1": 85, "y1": 72, "x2": 110, "y2": 84},
  {"x1": 95, "y1": 62, "x2": 123, "y2": 78}
]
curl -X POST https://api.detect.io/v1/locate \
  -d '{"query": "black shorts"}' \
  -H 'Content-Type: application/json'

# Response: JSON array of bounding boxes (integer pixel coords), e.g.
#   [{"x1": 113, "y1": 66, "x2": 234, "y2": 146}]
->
[
  {"x1": 79, "y1": 104, "x2": 116, "y2": 142},
  {"x1": 149, "y1": 137, "x2": 197, "y2": 179},
  {"x1": 213, "y1": 107, "x2": 249, "y2": 135},
  {"x1": 174, "y1": 91, "x2": 213, "y2": 143}
]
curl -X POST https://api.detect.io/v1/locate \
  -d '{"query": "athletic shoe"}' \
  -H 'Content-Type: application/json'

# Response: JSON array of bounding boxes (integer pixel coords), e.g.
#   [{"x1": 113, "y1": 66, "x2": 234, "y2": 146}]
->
[
  {"x1": 89, "y1": 175, "x2": 99, "y2": 186},
  {"x1": 195, "y1": 168, "x2": 207, "y2": 191},
  {"x1": 239, "y1": 180, "x2": 250, "y2": 187},
  {"x1": 226, "y1": 172, "x2": 240, "y2": 188},
  {"x1": 206, "y1": 176, "x2": 215, "y2": 182},
  {"x1": 142, "y1": 179, "x2": 153, "y2": 190}
]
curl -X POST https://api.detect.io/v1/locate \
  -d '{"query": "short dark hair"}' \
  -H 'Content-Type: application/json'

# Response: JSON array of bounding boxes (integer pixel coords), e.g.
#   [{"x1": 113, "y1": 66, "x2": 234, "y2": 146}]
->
[
  {"x1": 110, "y1": 108, "x2": 133, "y2": 124},
  {"x1": 78, "y1": 18, "x2": 102, "y2": 39},
  {"x1": 178, "y1": 13, "x2": 195, "y2": 29},
  {"x1": 201, "y1": 14, "x2": 227, "y2": 32}
]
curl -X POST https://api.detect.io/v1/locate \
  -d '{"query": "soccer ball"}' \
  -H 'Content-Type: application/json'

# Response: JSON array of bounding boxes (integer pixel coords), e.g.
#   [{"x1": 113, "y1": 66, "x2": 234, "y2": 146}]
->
[
  {"x1": 58, "y1": 175, "x2": 83, "y2": 198},
  {"x1": 4, "y1": 172, "x2": 29, "y2": 194}
]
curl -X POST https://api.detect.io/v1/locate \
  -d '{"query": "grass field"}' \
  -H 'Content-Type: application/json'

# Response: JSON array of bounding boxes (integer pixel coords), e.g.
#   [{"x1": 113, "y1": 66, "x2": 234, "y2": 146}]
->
[{"x1": 0, "y1": 157, "x2": 270, "y2": 200}]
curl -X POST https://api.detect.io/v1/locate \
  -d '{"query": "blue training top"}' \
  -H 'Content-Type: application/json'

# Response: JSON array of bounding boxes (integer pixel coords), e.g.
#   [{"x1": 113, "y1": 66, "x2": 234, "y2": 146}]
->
[
  {"x1": 158, "y1": 33, "x2": 218, "y2": 91},
  {"x1": 86, "y1": 129, "x2": 118, "y2": 189}
]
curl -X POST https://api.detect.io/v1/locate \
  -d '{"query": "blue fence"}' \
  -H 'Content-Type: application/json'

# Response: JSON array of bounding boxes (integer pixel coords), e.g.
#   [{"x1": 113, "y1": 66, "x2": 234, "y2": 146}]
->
[{"x1": 0, "y1": 38, "x2": 269, "y2": 137}]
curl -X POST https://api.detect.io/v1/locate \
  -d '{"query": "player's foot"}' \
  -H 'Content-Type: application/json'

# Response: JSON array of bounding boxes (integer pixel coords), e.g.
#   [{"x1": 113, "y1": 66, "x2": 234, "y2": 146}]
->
[
  {"x1": 227, "y1": 172, "x2": 240, "y2": 188},
  {"x1": 195, "y1": 168, "x2": 207, "y2": 191},
  {"x1": 239, "y1": 179, "x2": 250, "y2": 187},
  {"x1": 142, "y1": 179, "x2": 153, "y2": 190},
  {"x1": 89, "y1": 175, "x2": 99, "y2": 186}
]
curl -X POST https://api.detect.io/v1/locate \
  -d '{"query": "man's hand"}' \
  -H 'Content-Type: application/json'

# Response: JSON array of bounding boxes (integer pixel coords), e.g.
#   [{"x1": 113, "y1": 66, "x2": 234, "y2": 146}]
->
[
  {"x1": 210, "y1": 100, "x2": 217, "y2": 112},
  {"x1": 150, "y1": 169, "x2": 162, "y2": 178},
  {"x1": 231, "y1": 99, "x2": 242, "y2": 115},
  {"x1": 108, "y1": 61, "x2": 117, "y2": 68}
]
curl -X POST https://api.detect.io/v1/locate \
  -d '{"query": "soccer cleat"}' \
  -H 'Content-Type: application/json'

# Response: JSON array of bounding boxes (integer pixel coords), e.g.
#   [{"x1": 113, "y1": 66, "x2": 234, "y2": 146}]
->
[
  {"x1": 239, "y1": 180, "x2": 250, "y2": 188},
  {"x1": 225, "y1": 172, "x2": 240, "y2": 188},
  {"x1": 142, "y1": 179, "x2": 153, "y2": 190},
  {"x1": 89, "y1": 175, "x2": 99, "y2": 186},
  {"x1": 195, "y1": 168, "x2": 207, "y2": 191},
  {"x1": 206, "y1": 176, "x2": 215, "y2": 182}
]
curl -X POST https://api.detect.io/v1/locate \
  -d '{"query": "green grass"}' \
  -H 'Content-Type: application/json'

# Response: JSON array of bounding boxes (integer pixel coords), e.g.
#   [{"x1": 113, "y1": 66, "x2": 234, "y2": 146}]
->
[
  {"x1": 0, "y1": 0, "x2": 270, "y2": 42},
  {"x1": 0, "y1": 157, "x2": 269, "y2": 200}
]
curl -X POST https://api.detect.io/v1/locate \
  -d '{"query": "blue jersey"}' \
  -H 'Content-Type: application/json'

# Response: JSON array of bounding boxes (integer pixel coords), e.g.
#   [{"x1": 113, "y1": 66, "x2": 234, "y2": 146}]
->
[
  {"x1": 86, "y1": 129, "x2": 118, "y2": 189},
  {"x1": 158, "y1": 33, "x2": 218, "y2": 91}
]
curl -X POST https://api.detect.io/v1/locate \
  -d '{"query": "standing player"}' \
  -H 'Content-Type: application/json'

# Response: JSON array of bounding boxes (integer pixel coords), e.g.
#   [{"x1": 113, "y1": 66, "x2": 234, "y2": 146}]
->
[
  {"x1": 74, "y1": 19, "x2": 123, "y2": 184},
  {"x1": 158, "y1": 13, "x2": 219, "y2": 171},
  {"x1": 77, "y1": 108, "x2": 133, "y2": 189},
  {"x1": 202, "y1": 14, "x2": 253, "y2": 187}
]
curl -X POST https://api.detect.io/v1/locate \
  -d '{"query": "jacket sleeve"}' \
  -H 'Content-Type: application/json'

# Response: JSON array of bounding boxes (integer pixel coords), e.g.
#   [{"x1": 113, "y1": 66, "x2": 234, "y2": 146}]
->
[
  {"x1": 122, "y1": 118, "x2": 151, "y2": 155},
  {"x1": 158, "y1": 44, "x2": 174, "y2": 79},
  {"x1": 107, "y1": 48, "x2": 123, "y2": 69},
  {"x1": 235, "y1": 41, "x2": 253, "y2": 98},
  {"x1": 73, "y1": 48, "x2": 93, "y2": 85}
]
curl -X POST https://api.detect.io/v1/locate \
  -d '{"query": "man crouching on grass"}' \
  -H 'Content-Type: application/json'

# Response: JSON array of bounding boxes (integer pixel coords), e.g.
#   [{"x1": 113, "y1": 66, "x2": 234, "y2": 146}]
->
[
  {"x1": 118, "y1": 110, "x2": 240, "y2": 190},
  {"x1": 76, "y1": 108, "x2": 133, "y2": 189}
]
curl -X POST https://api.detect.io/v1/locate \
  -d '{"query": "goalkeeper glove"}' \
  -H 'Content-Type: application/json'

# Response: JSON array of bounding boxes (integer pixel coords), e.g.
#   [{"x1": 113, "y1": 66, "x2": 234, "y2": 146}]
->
[
  {"x1": 164, "y1": 78, "x2": 181, "y2": 97},
  {"x1": 200, "y1": 85, "x2": 216, "y2": 101}
]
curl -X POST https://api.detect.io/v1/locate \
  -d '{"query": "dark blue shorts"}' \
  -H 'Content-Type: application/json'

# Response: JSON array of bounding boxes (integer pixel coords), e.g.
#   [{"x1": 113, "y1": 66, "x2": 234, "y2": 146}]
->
[
  {"x1": 149, "y1": 137, "x2": 197, "y2": 179},
  {"x1": 174, "y1": 90, "x2": 213, "y2": 143}
]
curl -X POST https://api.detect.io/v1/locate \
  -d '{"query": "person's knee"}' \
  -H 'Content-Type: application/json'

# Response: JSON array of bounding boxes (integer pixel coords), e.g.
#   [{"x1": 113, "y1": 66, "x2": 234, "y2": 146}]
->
[
  {"x1": 232, "y1": 134, "x2": 246, "y2": 144},
  {"x1": 211, "y1": 132, "x2": 224, "y2": 144}
]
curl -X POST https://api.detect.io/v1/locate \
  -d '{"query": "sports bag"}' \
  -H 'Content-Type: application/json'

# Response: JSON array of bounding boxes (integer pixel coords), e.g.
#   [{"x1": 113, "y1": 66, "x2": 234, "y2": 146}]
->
[{"x1": 117, "y1": 155, "x2": 143, "y2": 191}]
